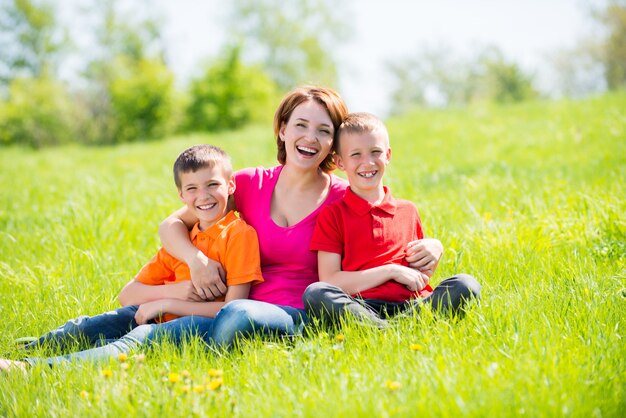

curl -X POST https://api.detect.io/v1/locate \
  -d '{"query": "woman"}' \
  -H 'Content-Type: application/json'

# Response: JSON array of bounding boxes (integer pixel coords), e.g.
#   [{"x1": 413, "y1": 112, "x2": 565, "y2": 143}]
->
[{"x1": 149, "y1": 85, "x2": 451, "y2": 348}]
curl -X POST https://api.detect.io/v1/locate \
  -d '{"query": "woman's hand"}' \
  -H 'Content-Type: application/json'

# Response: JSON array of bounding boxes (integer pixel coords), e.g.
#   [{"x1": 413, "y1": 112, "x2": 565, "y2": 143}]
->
[
  {"x1": 405, "y1": 238, "x2": 443, "y2": 278},
  {"x1": 188, "y1": 253, "x2": 227, "y2": 301}
]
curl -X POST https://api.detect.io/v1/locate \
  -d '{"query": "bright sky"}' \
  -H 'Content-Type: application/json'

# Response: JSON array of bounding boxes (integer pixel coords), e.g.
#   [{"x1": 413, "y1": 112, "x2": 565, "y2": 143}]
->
[{"x1": 158, "y1": 0, "x2": 595, "y2": 115}]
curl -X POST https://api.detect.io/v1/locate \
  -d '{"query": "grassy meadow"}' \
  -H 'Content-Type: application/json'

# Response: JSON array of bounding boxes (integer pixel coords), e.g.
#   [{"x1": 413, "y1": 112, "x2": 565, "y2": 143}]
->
[{"x1": 0, "y1": 93, "x2": 624, "y2": 417}]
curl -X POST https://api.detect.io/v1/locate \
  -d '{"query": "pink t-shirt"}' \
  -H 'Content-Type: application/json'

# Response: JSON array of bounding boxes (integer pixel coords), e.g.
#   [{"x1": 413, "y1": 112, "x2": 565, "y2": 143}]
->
[{"x1": 234, "y1": 165, "x2": 348, "y2": 308}]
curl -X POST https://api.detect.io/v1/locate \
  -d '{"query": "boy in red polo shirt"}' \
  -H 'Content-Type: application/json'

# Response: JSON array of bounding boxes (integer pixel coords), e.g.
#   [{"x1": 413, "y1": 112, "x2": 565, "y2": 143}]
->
[
  {"x1": 303, "y1": 113, "x2": 480, "y2": 327},
  {"x1": 1, "y1": 145, "x2": 262, "y2": 370}
]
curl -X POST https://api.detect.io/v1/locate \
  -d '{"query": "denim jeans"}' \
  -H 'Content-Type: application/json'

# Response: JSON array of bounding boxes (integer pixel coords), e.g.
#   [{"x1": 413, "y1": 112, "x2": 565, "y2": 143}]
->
[
  {"x1": 21, "y1": 305, "x2": 160, "y2": 367},
  {"x1": 302, "y1": 274, "x2": 481, "y2": 327},
  {"x1": 22, "y1": 300, "x2": 308, "y2": 366},
  {"x1": 146, "y1": 299, "x2": 308, "y2": 349}
]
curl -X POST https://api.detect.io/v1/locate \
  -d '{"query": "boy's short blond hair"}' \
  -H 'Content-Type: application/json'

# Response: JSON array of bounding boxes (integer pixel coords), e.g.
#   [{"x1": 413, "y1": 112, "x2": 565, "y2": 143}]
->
[
  {"x1": 173, "y1": 144, "x2": 233, "y2": 189},
  {"x1": 335, "y1": 112, "x2": 389, "y2": 153}
]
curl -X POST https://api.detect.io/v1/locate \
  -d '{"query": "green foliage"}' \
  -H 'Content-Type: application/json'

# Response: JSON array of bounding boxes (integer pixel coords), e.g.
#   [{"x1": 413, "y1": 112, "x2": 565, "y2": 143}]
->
[
  {"x1": 186, "y1": 46, "x2": 277, "y2": 132},
  {"x1": 598, "y1": 1, "x2": 626, "y2": 90},
  {"x1": 226, "y1": 0, "x2": 349, "y2": 90},
  {"x1": 108, "y1": 57, "x2": 176, "y2": 143},
  {"x1": 0, "y1": 77, "x2": 86, "y2": 148},
  {"x1": 0, "y1": 93, "x2": 624, "y2": 416},
  {"x1": 0, "y1": 0, "x2": 67, "y2": 85},
  {"x1": 388, "y1": 46, "x2": 538, "y2": 113},
  {"x1": 479, "y1": 50, "x2": 538, "y2": 104},
  {"x1": 79, "y1": 0, "x2": 175, "y2": 145}
]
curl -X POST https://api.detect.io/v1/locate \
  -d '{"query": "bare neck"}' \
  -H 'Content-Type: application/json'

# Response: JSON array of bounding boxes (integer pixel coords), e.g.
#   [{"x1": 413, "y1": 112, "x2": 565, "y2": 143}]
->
[{"x1": 278, "y1": 164, "x2": 328, "y2": 191}]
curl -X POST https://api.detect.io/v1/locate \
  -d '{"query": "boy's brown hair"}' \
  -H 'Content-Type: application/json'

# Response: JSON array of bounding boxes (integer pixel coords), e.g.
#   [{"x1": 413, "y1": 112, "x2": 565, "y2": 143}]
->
[
  {"x1": 173, "y1": 144, "x2": 233, "y2": 189},
  {"x1": 335, "y1": 112, "x2": 389, "y2": 154}
]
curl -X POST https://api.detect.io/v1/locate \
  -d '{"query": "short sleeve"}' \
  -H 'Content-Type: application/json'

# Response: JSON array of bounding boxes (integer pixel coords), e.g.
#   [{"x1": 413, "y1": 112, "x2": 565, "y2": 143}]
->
[
  {"x1": 222, "y1": 224, "x2": 264, "y2": 285},
  {"x1": 233, "y1": 167, "x2": 258, "y2": 215},
  {"x1": 310, "y1": 205, "x2": 344, "y2": 255},
  {"x1": 134, "y1": 248, "x2": 177, "y2": 285}
]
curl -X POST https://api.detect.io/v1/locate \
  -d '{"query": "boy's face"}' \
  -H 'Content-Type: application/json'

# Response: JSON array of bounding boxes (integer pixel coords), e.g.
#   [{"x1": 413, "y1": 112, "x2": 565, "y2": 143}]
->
[
  {"x1": 335, "y1": 130, "x2": 391, "y2": 196},
  {"x1": 178, "y1": 165, "x2": 235, "y2": 229}
]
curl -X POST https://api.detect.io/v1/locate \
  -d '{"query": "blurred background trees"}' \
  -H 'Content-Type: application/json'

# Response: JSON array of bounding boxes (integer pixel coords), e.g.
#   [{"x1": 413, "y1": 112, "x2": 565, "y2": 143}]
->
[{"x1": 0, "y1": 0, "x2": 624, "y2": 147}]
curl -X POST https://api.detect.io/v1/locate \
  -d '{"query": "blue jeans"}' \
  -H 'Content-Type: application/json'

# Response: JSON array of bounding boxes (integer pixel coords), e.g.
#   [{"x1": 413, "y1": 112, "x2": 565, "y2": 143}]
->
[
  {"x1": 21, "y1": 305, "x2": 159, "y2": 367},
  {"x1": 146, "y1": 299, "x2": 308, "y2": 349},
  {"x1": 22, "y1": 300, "x2": 307, "y2": 366}
]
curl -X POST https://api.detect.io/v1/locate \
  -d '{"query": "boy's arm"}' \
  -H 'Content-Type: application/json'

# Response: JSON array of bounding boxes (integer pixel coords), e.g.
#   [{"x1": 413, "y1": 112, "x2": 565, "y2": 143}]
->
[
  {"x1": 159, "y1": 205, "x2": 227, "y2": 300},
  {"x1": 405, "y1": 238, "x2": 443, "y2": 278},
  {"x1": 118, "y1": 279, "x2": 203, "y2": 306},
  {"x1": 134, "y1": 284, "x2": 251, "y2": 325},
  {"x1": 318, "y1": 251, "x2": 428, "y2": 295}
]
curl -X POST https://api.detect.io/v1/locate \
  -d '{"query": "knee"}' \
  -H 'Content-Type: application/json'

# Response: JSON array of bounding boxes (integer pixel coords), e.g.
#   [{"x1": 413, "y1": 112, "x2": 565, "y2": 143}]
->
[
  {"x1": 214, "y1": 300, "x2": 258, "y2": 334},
  {"x1": 302, "y1": 282, "x2": 337, "y2": 310},
  {"x1": 454, "y1": 274, "x2": 481, "y2": 300}
]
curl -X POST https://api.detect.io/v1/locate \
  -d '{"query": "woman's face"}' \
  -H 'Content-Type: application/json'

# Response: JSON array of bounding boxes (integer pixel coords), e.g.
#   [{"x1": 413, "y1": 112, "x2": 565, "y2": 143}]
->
[{"x1": 279, "y1": 100, "x2": 334, "y2": 172}]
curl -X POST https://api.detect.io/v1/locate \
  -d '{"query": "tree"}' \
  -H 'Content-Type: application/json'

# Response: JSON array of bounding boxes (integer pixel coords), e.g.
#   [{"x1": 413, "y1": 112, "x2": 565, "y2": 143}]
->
[
  {"x1": 596, "y1": 1, "x2": 626, "y2": 90},
  {"x1": 0, "y1": 77, "x2": 84, "y2": 148},
  {"x1": 186, "y1": 46, "x2": 277, "y2": 132},
  {"x1": 81, "y1": 0, "x2": 175, "y2": 144},
  {"x1": 387, "y1": 45, "x2": 537, "y2": 113},
  {"x1": 226, "y1": 0, "x2": 350, "y2": 90},
  {"x1": 0, "y1": 0, "x2": 67, "y2": 87}
]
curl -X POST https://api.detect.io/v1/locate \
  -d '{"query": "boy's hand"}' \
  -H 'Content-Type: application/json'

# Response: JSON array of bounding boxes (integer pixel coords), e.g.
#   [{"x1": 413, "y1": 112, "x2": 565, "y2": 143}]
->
[
  {"x1": 405, "y1": 238, "x2": 443, "y2": 278},
  {"x1": 389, "y1": 265, "x2": 429, "y2": 292},
  {"x1": 189, "y1": 253, "x2": 227, "y2": 301},
  {"x1": 135, "y1": 300, "x2": 170, "y2": 325},
  {"x1": 169, "y1": 281, "x2": 205, "y2": 302}
]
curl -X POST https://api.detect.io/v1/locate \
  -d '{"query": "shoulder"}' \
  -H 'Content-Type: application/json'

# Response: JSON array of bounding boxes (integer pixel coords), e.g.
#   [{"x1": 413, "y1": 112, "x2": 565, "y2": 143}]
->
[
  {"x1": 234, "y1": 166, "x2": 281, "y2": 195},
  {"x1": 327, "y1": 173, "x2": 348, "y2": 202},
  {"x1": 223, "y1": 214, "x2": 258, "y2": 237},
  {"x1": 318, "y1": 198, "x2": 345, "y2": 224}
]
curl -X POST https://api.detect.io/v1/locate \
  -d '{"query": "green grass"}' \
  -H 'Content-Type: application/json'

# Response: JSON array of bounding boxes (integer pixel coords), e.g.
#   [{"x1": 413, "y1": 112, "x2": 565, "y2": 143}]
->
[{"x1": 1, "y1": 93, "x2": 625, "y2": 417}]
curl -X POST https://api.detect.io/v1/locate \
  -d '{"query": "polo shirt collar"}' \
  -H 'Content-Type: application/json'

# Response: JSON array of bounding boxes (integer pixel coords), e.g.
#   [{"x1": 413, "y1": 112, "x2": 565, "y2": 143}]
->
[
  {"x1": 344, "y1": 186, "x2": 397, "y2": 216},
  {"x1": 190, "y1": 210, "x2": 238, "y2": 240}
]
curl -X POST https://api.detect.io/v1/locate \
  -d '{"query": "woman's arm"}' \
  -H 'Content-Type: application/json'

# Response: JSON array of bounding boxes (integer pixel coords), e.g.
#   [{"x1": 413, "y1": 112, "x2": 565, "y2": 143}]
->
[
  {"x1": 134, "y1": 284, "x2": 251, "y2": 325},
  {"x1": 405, "y1": 238, "x2": 443, "y2": 278},
  {"x1": 159, "y1": 205, "x2": 227, "y2": 300},
  {"x1": 318, "y1": 251, "x2": 428, "y2": 295}
]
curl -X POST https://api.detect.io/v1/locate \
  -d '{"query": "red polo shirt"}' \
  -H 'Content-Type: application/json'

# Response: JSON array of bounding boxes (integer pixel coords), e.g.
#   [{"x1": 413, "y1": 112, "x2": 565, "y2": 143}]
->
[{"x1": 311, "y1": 187, "x2": 432, "y2": 303}]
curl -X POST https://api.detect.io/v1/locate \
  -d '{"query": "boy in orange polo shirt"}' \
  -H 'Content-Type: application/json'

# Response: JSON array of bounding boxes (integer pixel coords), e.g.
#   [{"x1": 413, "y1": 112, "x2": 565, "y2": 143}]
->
[
  {"x1": 1, "y1": 145, "x2": 262, "y2": 369},
  {"x1": 303, "y1": 113, "x2": 480, "y2": 328}
]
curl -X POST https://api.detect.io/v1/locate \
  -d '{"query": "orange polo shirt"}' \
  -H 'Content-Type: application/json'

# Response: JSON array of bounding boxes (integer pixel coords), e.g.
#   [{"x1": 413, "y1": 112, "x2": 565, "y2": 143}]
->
[{"x1": 135, "y1": 210, "x2": 263, "y2": 322}]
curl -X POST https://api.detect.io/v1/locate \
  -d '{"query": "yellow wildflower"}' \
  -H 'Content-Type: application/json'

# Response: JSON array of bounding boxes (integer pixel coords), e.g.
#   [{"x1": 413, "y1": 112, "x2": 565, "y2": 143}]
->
[
  {"x1": 101, "y1": 368, "x2": 113, "y2": 378},
  {"x1": 385, "y1": 380, "x2": 402, "y2": 391},
  {"x1": 208, "y1": 378, "x2": 223, "y2": 391},
  {"x1": 193, "y1": 385, "x2": 205, "y2": 394},
  {"x1": 335, "y1": 334, "x2": 345, "y2": 342},
  {"x1": 207, "y1": 368, "x2": 223, "y2": 377},
  {"x1": 80, "y1": 390, "x2": 89, "y2": 400},
  {"x1": 117, "y1": 353, "x2": 128, "y2": 362},
  {"x1": 168, "y1": 372, "x2": 181, "y2": 384},
  {"x1": 410, "y1": 343, "x2": 423, "y2": 351}
]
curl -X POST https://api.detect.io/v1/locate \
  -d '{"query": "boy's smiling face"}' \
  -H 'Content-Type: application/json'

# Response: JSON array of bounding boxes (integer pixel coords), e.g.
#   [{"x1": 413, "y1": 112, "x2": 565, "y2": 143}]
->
[
  {"x1": 335, "y1": 130, "x2": 391, "y2": 201},
  {"x1": 178, "y1": 165, "x2": 235, "y2": 230}
]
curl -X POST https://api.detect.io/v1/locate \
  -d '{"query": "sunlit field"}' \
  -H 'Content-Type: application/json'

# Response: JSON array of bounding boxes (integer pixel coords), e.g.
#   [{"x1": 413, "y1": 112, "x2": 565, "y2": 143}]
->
[{"x1": 0, "y1": 93, "x2": 624, "y2": 417}]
